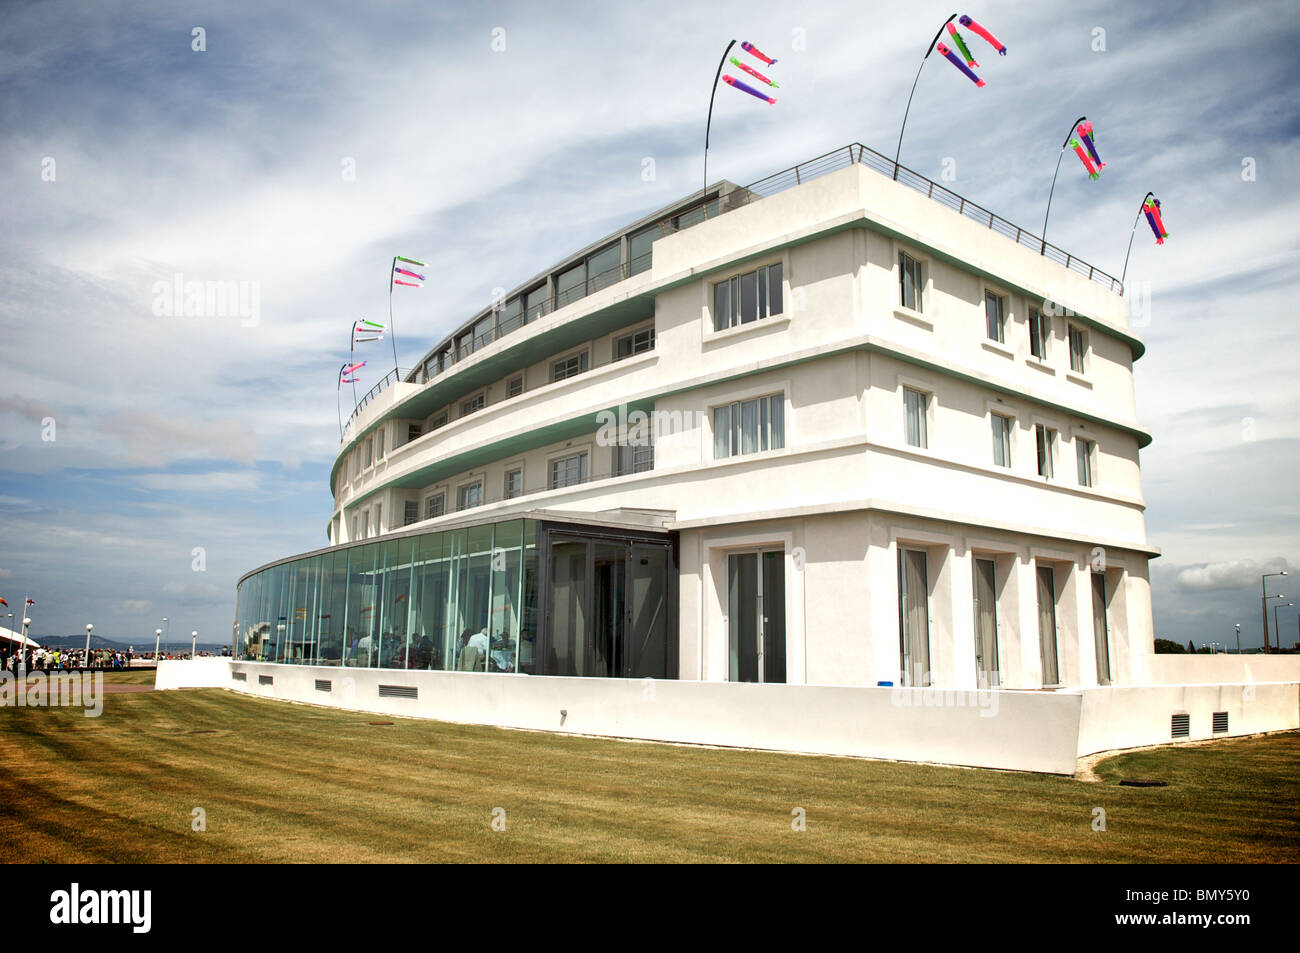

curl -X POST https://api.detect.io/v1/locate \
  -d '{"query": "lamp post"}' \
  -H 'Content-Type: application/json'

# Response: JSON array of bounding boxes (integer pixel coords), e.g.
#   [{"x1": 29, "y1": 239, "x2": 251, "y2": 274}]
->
[
  {"x1": 163, "y1": 616, "x2": 169, "y2": 657},
  {"x1": 84, "y1": 623, "x2": 93, "y2": 664},
  {"x1": 1040, "y1": 116, "x2": 1089, "y2": 255},
  {"x1": 1261, "y1": 571, "x2": 1287, "y2": 653},
  {"x1": 1234, "y1": 623, "x2": 1241, "y2": 654},
  {"x1": 191, "y1": 630, "x2": 198, "y2": 660},
  {"x1": 155, "y1": 628, "x2": 162, "y2": 663},
  {"x1": 1273, "y1": 604, "x2": 1293, "y2": 651}
]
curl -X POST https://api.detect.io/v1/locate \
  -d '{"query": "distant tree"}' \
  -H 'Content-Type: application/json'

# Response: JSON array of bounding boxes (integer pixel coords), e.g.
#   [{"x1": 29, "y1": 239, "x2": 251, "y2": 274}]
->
[
  {"x1": 1188, "y1": 639, "x2": 1196, "y2": 654},
  {"x1": 1154, "y1": 638, "x2": 1186, "y2": 654}
]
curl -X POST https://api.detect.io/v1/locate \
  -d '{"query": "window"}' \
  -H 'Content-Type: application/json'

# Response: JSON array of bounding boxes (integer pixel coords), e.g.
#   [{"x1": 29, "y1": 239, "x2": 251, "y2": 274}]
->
[
  {"x1": 1069, "y1": 325, "x2": 1088, "y2": 373},
  {"x1": 351, "y1": 514, "x2": 358, "y2": 540},
  {"x1": 588, "y1": 244, "x2": 621, "y2": 293},
  {"x1": 504, "y1": 468, "x2": 523, "y2": 499},
  {"x1": 364, "y1": 438, "x2": 373, "y2": 468},
  {"x1": 713, "y1": 262, "x2": 783, "y2": 331},
  {"x1": 556, "y1": 261, "x2": 587, "y2": 308},
  {"x1": 403, "y1": 501, "x2": 419, "y2": 526},
  {"x1": 429, "y1": 411, "x2": 448, "y2": 431},
  {"x1": 471, "y1": 315, "x2": 494, "y2": 351},
  {"x1": 551, "y1": 352, "x2": 589, "y2": 382},
  {"x1": 525, "y1": 285, "x2": 548, "y2": 323},
  {"x1": 1029, "y1": 307, "x2": 1049, "y2": 360},
  {"x1": 615, "y1": 326, "x2": 656, "y2": 360},
  {"x1": 351, "y1": 451, "x2": 360, "y2": 479},
  {"x1": 457, "y1": 482, "x2": 483, "y2": 510},
  {"x1": 899, "y1": 252, "x2": 924, "y2": 312},
  {"x1": 498, "y1": 297, "x2": 524, "y2": 335},
  {"x1": 628, "y1": 227, "x2": 655, "y2": 276},
  {"x1": 375, "y1": 430, "x2": 385, "y2": 459},
  {"x1": 549, "y1": 452, "x2": 588, "y2": 489},
  {"x1": 407, "y1": 423, "x2": 423, "y2": 443},
  {"x1": 1076, "y1": 438, "x2": 1095, "y2": 487},
  {"x1": 1035, "y1": 425, "x2": 1056, "y2": 478},
  {"x1": 713, "y1": 394, "x2": 785, "y2": 459},
  {"x1": 985, "y1": 292, "x2": 1006, "y2": 343},
  {"x1": 903, "y1": 387, "x2": 929, "y2": 449},
  {"x1": 374, "y1": 503, "x2": 381, "y2": 535},
  {"x1": 506, "y1": 375, "x2": 524, "y2": 398},
  {"x1": 614, "y1": 439, "x2": 654, "y2": 476},
  {"x1": 460, "y1": 393, "x2": 485, "y2": 416},
  {"x1": 424, "y1": 493, "x2": 445, "y2": 520},
  {"x1": 361, "y1": 510, "x2": 370, "y2": 540},
  {"x1": 991, "y1": 414, "x2": 1013, "y2": 468}
]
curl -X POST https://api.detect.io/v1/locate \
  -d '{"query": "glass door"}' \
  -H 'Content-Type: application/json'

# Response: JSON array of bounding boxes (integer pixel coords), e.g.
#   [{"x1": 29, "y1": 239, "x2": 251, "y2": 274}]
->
[
  {"x1": 972, "y1": 557, "x2": 999, "y2": 687},
  {"x1": 898, "y1": 548, "x2": 931, "y2": 686},
  {"x1": 727, "y1": 550, "x2": 786, "y2": 683},
  {"x1": 1092, "y1": 572, "x2": 1111, "y2": 685},
  {"x1": 1037, "y1": 565, "x2": 1059, "y2": 686}
]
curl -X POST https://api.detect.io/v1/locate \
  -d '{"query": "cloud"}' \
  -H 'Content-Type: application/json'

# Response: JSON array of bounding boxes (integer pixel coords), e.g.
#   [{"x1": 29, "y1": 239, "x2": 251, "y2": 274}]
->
[
  {"x1": 100, "y1": 411, "x2": 258, "y2": 467},
  {"x1": 1175, "y1": 559, "x2": 1290, "y2": 593}
]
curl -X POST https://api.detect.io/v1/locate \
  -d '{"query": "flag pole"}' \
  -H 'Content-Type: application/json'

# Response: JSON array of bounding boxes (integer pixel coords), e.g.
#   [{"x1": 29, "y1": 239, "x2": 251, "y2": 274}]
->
[
  {"x1": 349, "y1": 322, "x2": 360, "y2": 412},
  {"x1": 1120, "y1": 192, "x2": 1157, "y2": 287},
  {"x1": 337, "y1": 362, "x2": 350, "y2": 441},
  {"x1": 388, "y1": 257, "x2": 400, "y2": 382},
  {"x1": 1040, "y1": 116, "x2": 1088, "y2": 254},
  {"x1": 702, "y1": 40, "x2": 736, "y2": 220},
  {"x1": 894, "y1": 15, "x2": 957, "y2": 181}
]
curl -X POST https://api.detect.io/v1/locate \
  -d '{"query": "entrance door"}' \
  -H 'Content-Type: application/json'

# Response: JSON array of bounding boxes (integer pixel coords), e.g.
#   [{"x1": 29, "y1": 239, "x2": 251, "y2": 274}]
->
[
  {"x1": 1092, "y1": 572, "x2": 1111, "y2": 685},
  {"x1": 1036, "y1": 565, "x2": 1059, "y2": 686},
  {"x1": 727, "y1": 550, "x2": 786, "y2": 683},
  {"x1": 898, "y1": 548, "x2": 931, "y2": 687},
  {"x1": 972, "y1": 557, "x2": 1000, "y2": 687}
]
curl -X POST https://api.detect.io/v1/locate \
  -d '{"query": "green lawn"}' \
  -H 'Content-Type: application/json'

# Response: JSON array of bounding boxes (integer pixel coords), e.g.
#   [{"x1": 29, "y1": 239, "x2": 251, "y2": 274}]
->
[{"x1": 1, "y1": 684, "x2": 1296, "y2": 863}]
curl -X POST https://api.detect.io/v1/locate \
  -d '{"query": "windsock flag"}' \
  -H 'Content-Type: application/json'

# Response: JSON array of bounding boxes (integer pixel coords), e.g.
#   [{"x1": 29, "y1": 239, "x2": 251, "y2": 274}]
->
[
  {"x1": 392, "y1": 256, "x2": 426, "y2": 289},
  {"x1": 740, "y1": 41, "x2": 776, "y2": 66},
  {"x1": 723, "y1": 74, "x2": 776, "y2": 104}
]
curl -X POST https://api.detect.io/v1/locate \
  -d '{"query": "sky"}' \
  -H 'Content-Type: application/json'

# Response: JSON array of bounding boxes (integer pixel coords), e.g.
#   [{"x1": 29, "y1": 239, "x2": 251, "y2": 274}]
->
[{"x1": 1, "y1": 0, "x2": 1297, "y2": 651}]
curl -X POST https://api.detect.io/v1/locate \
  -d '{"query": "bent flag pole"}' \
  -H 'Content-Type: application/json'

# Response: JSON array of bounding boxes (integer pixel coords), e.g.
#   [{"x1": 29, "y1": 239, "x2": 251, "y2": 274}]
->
[{"x1": 389, "y1": 255, "x2": 425, "y2": 381}]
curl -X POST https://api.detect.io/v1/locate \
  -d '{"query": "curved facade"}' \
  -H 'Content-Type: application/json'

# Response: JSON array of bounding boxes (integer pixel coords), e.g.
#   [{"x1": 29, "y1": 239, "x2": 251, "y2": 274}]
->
[{"x1": 239, "y1": 144, "x2": 1160, "y2": 693}]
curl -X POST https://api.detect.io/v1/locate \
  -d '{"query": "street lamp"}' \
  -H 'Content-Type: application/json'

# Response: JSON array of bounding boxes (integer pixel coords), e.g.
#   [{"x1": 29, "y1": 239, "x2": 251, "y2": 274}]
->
[
  {"x1": 84, "y1": 623, "x2": 93, "y2": 662},
  {"x1": 1261, "y1": 570, "x2": 1288, "y2": 653},
  {"x1": 1234, "y1": 623, "x2": 1241, "y2": 654},
  {"x1": 191, "y1": 630, "x2": 198, "y2": 659},
  {"x1": 162, "y1": 616, "x2": 168, "y2": 656},
  {"x1": 1273, "y1": 603, "x2": 1293, "y2": 651},
  {"x1": 155, "y1": 628, "x2": 162, "y2": 663}
]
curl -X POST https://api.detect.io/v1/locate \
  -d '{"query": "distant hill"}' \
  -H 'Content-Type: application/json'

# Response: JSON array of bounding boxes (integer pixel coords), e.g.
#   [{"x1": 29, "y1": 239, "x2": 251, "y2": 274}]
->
[{"x1": 24, "y1": 634, "x2": 228, "y2": 654}]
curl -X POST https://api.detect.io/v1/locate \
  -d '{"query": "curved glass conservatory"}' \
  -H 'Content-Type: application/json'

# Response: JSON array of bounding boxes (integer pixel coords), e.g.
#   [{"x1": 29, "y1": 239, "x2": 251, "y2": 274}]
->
[{"x1": 234, "y1": 515, "x2": 677, "y2": 679}]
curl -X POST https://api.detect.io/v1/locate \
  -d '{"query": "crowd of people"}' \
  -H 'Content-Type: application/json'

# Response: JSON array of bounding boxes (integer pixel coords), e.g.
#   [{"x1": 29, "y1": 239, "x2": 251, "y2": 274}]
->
[{"x1": 1, "y1": 643, "x2": 134, "y2": 673}]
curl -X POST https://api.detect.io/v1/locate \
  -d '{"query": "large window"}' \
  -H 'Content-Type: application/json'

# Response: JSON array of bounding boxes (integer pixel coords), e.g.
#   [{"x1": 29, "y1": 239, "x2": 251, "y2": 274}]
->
[
  {"x1": 713, "y1": 262, "x2": 783, "y2": 331},
  {"x1": 404, "y1": 501, "x2": 419, "y2": 526},
  {"x1": 525, "y1": 285, "x2": 548, "y2": 323},
  {"x1": 615, "y1": 326, "x2": 655, "y2": 361},
  {"x1": 1035, "y1": 424, "x2": 1056, "y2": 478},
  {"x1": 588, "y1": 244, "x2": 621, "y2": 293},
  {"x1": 1092, "y1": 572, "x2": 1111, "y2": 685},
  {"x1": 550, "y1": 452, "x2": 588, "y2": 489},
  {"x1": 713, "y1": 393, "x2": 784, "y2": 459},
  {"x1": 556, "y1": 261, "x2": 586, "y2": 308},
  {"x1": 504, "y1": 468, "x2": 523, "y2": 499},
  {"x1": 458, "y1": 482, "x2": 483, "y2": 511},
  {"x1": 424, "y1": 493, "x2": 445, "y2": 520},
  {"x1": 1029, "y1": 307, "x2": 1049, "y2": 360},
  {"x1": 614, "y1": 439, "x2": 654, "y2": 476},
  {"x1": 460, "y1": 393, "x2": 485, "y2": 417},
  {"x1": 1076, "y1": 437, "x2": 1095, "y2": 487},
  {"x1": 899, "y1": 252, "x2": 924, "y2": 312},
  {"x1": 407, "y1": 423, "x2": 423, "y2": 443},
  {"x1": 903, "y1": 387, "x2": 929, "y2": 449},
  {"x1": 898, "y1": 548, "x2": 931, "y2": 687},
  {"x1": 991, "y1": 413, "x2": 1013, "y2": 468},
  {"x1": 498, "y1": 297, "x2": 524, "y2": 335},
  {"x1": 1069, "y1": 325, "x2": 1088, "y2": 373},
  {"x1": 551, "y1": 352, "x2": 589, "y2": 382},
  {"x1": 985, "y1": 291, "x2": 1006, "y2": 343},
  {"x1": 628, "y1": 227, "x2": 655, "y2": 276}
]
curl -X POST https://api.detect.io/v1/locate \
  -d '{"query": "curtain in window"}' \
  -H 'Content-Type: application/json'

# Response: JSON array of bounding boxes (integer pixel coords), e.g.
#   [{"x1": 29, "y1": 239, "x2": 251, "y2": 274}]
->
[
  {"x1": 1037, "y1": 565, "x2": 1059, "y2": 685},
  {"x1": 973, "y1": 558, "x2": 998, "y2": 686}
]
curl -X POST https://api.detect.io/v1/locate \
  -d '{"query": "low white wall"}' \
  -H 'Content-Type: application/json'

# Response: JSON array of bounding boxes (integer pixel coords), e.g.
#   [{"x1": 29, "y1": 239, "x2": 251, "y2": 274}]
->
[
  {"x1": 156, "y1": 657, "x2": 233, "y2": 689},
  {"x1": 1144, "y1": 654, "x2": 1300, "y2": 685},
  {"x1": 1076, "y1": 683, "x2": 1299, "y2": 757},
  {"x1": 156, "y1": 660, "x2": 1299, "y2": 774}
]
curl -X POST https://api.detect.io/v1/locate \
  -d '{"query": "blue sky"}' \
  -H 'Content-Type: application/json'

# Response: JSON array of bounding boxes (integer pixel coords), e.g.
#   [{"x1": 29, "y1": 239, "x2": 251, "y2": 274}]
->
[{"x1": 1, "y1": 0, "x2": 1297, "y2": 651}]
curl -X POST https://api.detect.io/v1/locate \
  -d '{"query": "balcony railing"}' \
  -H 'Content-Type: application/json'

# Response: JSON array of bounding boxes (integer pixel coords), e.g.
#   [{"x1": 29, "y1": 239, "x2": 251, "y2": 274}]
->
[{"x1": 343, "y1": 142, "x2": 1121, "y2": 433}]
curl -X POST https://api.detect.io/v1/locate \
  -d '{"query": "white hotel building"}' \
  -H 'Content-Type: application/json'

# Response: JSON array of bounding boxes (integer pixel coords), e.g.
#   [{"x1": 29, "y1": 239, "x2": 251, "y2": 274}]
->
[{"x1": 206, "y1": 145, "x2": 1298, "y2": 774}]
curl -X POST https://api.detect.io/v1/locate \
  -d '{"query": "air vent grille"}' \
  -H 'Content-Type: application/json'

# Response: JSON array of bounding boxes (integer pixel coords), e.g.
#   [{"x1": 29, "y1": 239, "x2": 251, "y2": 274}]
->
[
  {"x1": 1212, "y1": 711, "x2": 1228, "y2": 734},
  {"x1": 315, "y1": 679, "x2": 332, "y2": 692},
  {"x1": 1171, "y1": 713, "x2": 1190, "y2": 738},
  {"x1": 231, "y1": 671, "x2": 247, "y2": 682},
  {"x1": 378, "y1": 684, "x2": 418, "y2": 699},
  {"x1": 258, "y1": 675, "x2": 274, "y2": 686}
]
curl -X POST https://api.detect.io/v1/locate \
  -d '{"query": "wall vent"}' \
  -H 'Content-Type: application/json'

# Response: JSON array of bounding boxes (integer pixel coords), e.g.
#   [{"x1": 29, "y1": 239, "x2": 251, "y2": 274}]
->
[
  {"x1": 231, "y1": 671, "x2": 247, "y2": 682},
  {"x1": 1171, "y1": 713, "x2": 1190, "y2": 738},
  {"x1": 315, "y1": 679, "x2": 332, "y2": 693},
  {"x1": 378, "y1": 684, "x2": 418, "y2": 699},
  {"x1": 1212, "y1": 711, "x2": 1229, "y2": 734},
  {"x1": 258, "y1": 675, "x2": 274, "y2": 686}
]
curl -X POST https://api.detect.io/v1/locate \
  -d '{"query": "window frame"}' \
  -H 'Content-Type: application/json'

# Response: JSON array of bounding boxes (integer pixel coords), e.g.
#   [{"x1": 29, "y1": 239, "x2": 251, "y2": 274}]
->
[
  {"x1": 1068, "y1": 324, "x2": 1089, "y2": 375},
  {"x1": 1034, "y1": 423, "x2": 1056, "y2": 479},
  {"x1": 990, "y1": 412, "x2": 1014, "y2": 469},
  {"x1": 899, "y1": 251, "x2": 925, "y2": 314},
  {"x1": 615, "y1": 325, "x2": 656, "y2": 361},
  {"x1": 710, "y1": 260, "x2": 785, "y2": 333},
  {"x1": 548, "y1": 450, "x2": 590, "y2": 490},
  {"x1": 459, "y1": 392, "x2": 486, "y2": 417},
  {"x1": 1029, "y1": 306, "x2": 1050, "y2": 361},
  {"x1": 1076, "y1": 436, "x2": 1096, "y2": 487},
  {"x1": 984, "y1": 290, "x2": 1008, "y2": 344},
  {"x1": 424, "y1": 492, "x2": 446, "y2": 521},
  {"x1": 456, "y1": 480, "x2": 484, "y2": 511},
  {"x1": 902, "y1": 386, "x2": 930, "y2": 450},
  {"x1": 551, "y1": 349, "x2": 590, "y2": 383},
  {"x1": 712, "y1": 392, "x2": 786, "y2": 460}
]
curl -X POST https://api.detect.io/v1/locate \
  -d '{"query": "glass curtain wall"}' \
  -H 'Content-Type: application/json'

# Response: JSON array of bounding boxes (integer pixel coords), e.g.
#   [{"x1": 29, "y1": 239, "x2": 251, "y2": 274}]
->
[{"x1": 235, "y1": 520, "x2": 537, "y2": 674}]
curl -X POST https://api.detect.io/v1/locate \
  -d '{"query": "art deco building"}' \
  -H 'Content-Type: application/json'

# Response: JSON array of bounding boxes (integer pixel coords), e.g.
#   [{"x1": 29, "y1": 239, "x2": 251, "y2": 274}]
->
[{"x1": 237, "y1": 143, "x2": 1158, "y2": 695}]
